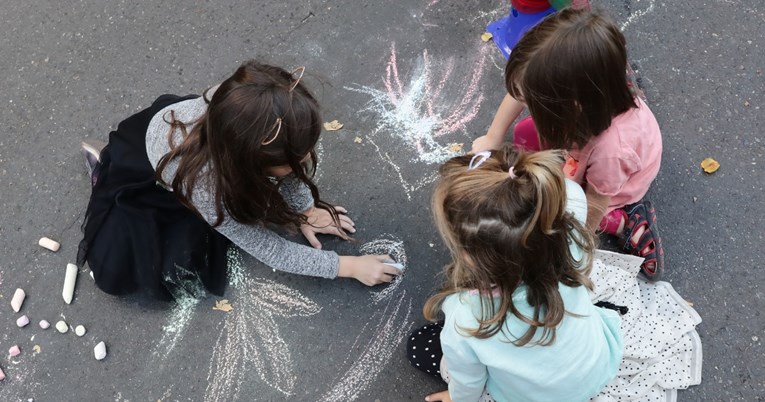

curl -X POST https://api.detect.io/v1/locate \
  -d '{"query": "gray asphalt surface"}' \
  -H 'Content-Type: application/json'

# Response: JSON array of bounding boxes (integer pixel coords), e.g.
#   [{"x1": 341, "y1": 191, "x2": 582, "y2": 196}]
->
[{"x1": 0, "y1": 0, "x2": 763, "y2": 401}]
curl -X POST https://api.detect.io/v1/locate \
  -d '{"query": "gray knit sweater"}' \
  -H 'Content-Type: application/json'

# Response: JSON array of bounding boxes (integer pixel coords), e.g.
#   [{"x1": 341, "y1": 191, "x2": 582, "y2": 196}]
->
[{"x1": 145, "y1": 90, "x2": 339, "y2": 279}]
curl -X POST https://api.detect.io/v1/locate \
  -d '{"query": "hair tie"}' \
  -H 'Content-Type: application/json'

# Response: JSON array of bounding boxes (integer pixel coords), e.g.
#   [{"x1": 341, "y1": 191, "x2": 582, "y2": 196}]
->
[{"x1": 508, "y1": 166, "x2": 517, "y2": 179}]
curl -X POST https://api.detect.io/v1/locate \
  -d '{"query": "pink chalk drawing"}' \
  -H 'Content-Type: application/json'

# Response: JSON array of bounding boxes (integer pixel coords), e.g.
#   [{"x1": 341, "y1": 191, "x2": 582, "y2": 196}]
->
[{"x1": 344, "y1": 43, "x2": 490, "y2": 198}]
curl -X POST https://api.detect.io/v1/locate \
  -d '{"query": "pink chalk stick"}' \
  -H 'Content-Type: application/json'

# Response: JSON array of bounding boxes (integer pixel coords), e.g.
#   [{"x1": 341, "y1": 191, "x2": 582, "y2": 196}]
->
[
  {"x1": 8, "y1": 345, "x2": 21, "y2": 357},
  {"x1": 0, "y1": 367, "x2": 5, "y2": 381},
  {"x1": 16, "y1": 315, "x2": 30, "y2": 327}
]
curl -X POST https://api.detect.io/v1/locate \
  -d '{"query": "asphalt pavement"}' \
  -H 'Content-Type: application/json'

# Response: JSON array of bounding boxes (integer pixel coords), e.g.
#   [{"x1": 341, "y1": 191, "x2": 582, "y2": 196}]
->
[{"x1": 0, "y1": 0, "x2": 763, "y2": 401}]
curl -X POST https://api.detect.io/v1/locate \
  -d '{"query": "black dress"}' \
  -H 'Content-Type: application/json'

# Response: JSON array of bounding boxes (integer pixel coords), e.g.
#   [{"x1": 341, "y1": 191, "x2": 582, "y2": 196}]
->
[{"x1": 77, "y1": 94, "x2": 231, "y2": 301}]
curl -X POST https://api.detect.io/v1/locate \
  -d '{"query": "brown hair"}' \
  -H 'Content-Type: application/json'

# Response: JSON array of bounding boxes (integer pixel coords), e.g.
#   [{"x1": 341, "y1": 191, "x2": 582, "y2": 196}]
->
[
  {"x1": 156, "y1": 60, "x2": 336, "y2": 229},
  {"x1": 505, "y1": 8, "x2": 637, "y2": 150},
  {"x1": 424, "y1": 145, "x2": 596, "y2": 346}
]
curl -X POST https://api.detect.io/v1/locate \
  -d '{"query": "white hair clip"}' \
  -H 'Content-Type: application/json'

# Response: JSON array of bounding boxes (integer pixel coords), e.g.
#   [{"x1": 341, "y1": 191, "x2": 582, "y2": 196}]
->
[{"x1": 468, "y1": 150, "x2": 491, "y2": 170}]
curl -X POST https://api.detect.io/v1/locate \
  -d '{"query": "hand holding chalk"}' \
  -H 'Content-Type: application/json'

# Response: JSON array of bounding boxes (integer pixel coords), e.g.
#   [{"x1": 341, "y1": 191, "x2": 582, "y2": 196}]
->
[{"x1": 338, "y1": 255, "x2": 399, "y2": 286}]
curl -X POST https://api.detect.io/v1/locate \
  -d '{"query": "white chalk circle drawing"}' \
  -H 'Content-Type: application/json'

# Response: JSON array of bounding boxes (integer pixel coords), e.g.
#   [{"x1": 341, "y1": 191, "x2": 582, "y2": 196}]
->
[
  {"x1": 361, "y1": 236, "x2": 408, "y2": 304},
  {"x1": 344, "y1": 43, "x2": 489, "y2": 199}
]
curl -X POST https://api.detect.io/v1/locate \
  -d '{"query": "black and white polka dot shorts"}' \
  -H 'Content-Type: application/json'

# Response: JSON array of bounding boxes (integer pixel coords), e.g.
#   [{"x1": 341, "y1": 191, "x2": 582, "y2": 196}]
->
[{"x1": 406, "y1": 321, "x2": 445, "y2": 380}]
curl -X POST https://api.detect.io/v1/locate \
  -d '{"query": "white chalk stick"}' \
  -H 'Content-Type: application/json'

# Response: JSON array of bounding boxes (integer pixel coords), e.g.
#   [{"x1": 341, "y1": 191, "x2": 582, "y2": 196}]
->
[
  {"x1": 39, "y1": 320, "x2": 50, "y2": 329},
  {"x1": 55, "y1": 320, "x2": 68, "y2": 334},
  {"x1": 16, "y1": 315, "x2": 30, "y2": 328},
  {"x1": 38, "y1": 237, "x2": 60, "y2": 252},
  {"x1": 62, "y1": 263, "x2": 78, "y2": 304},
  {"x1": 0, "y1": 367, "x2": 5, "y2": 381},
  {"x1": 75, "y1": 325, "x2": 86, "y2": 337},
  {"x1": 94, "y1": 341, "x2": 107, "y2": 360},
  {"x1": 8, "y1": 345, "x2": 20, "y2": 357},
  {"x1": 11, "y1": 288, "x2": 25, "y2": 312},
  {"x1": 384, "y1": 262, "x2": 404, "y2": 271}
]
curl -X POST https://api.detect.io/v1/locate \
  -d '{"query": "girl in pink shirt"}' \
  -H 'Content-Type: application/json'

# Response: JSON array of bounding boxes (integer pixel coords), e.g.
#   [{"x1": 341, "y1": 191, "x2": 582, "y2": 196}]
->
[{"x1": 472, "y1": 8, "x2": 664, "y2": 280}]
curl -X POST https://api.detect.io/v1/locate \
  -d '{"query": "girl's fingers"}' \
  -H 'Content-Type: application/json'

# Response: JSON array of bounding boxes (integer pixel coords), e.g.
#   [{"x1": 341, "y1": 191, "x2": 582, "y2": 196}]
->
[
  {"x1": 301, "y1": 228, "x2": 322, "y2": 249},
  {"x1": 339, "y1": 219, "x2": 356, "y2": 233},
  {"x1": 334, "y1": 205, "x2": 348, "y2": 214},
  {"x1": 338, "y1": 213, "x2": 355, "y2": 227},
  {"x1": 382, "y1": 266, "x2": 400, "y2": 278},
  {"x1": 375, "y1": 254, "x2": 393, "y2": 263}
]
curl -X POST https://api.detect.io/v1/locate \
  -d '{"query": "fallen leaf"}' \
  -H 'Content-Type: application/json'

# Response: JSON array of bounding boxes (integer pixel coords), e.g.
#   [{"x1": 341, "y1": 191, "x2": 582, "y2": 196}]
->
[
  {"x1": 744, "y1": 100, "x2": 750, "y2": 107},
  {"x1": 700, "y1": 158, "x2": 720, "y2": 174},
  {"x1": 481, "y1": 32, "x2": 493, "y2": 42},
  {"x1": 447, "y1": 143, "x2": 464, "y2": 153},
  {"x1": 685, "y1": 300, "x2": 694, "y2": 307},
  {"x1": 213, "y1": 299, "x2": 233, "y2": 312},
  {"x1": 354, "y1": 136, "x2": 362, "y2": 144},
  {"x1": 32, "y1": 345, "x2": 41, "y2": 354},
  {"x1": 323, "y1": 120, "x2": 344, "y2": 131}
]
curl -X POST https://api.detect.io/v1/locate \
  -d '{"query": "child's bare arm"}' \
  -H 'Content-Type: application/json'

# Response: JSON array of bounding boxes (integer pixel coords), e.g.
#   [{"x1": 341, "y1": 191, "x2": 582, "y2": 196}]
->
[
  {"x1": 585, "y1": 185, "x2": 611, "y2": 230},
  {"x1": 471, "y1": 94, "x2": 525, "y2": 152}
]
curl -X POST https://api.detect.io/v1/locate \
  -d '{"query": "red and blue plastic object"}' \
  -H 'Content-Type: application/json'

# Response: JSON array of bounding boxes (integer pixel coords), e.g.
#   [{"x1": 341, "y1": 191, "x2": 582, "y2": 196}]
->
[{"x1": 486, "y1": 5, "x2": 555, "y2": 60}]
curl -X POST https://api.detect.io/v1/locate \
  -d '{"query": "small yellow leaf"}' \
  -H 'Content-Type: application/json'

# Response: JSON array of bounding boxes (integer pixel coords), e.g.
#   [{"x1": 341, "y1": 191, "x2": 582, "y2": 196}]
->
[
  {"x1": 700, "y1": 158, "x2": 720, "y2": 174},
  {"x1": 354, "y1": 136, "x2": 362, "y2": 144},
  {"x1": 323, "y1": 120, "x2": 344, "y2": 131},
  {"x1": 33, "y1": 345, "x2": 41, "y2": 354},
  {"x1": 447, "y1": 143, "x2": 464, "y2": 153},
  {"x1": 213, "y1": 299, "x2": 233, "y2": 312},
  {"x1": 481, "y1": 32, "x2": 493, "y2": 42}
]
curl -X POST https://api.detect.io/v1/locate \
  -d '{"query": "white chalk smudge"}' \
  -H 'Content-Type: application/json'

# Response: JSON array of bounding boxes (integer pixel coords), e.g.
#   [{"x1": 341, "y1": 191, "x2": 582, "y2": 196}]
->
[
  {"x1": 368, "y1": 137, "x2": 438, "y2": 200},
  {"x1": 620, "y1": 0, "x2": 656, "y2": 31},
  {"x1": 360, "y1": 235, "x2": 408, "y2": 304},
  {"x1": 469, "y1": 3, "x2": 507, "y2": 23},
  {"x1": 154, "y1": 295, "x2": 200, "y2": 359},
  {"x1": 205, "y1": 249, "x2": 322, "y2": 399},
  {"x1": 319, "y1": 292, "x2": 414, "y2": 402}
]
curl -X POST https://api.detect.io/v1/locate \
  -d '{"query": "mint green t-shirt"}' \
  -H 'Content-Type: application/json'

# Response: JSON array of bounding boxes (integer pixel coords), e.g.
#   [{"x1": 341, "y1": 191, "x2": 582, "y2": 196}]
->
[{"x1": 441, "y1": 180, "x2": 623, "y2": 402}]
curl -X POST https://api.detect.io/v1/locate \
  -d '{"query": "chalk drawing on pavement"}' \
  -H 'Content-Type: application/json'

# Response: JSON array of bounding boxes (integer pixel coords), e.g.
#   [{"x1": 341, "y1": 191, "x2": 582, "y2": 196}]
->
[{"x1": 344, "y1": 43, "x2": 489, "y2": 199}]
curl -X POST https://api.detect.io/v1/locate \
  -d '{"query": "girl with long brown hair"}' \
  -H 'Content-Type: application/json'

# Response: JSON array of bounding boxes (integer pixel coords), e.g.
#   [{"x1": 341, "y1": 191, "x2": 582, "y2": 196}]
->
[
  {"x1": 408, "y1": 146, "x2": 623, "y2": 401},
  {"x1": 78, "y1": 61, "x2": 398, "y2": 300},
  {"x1": 472, "y1": 8, "x2": 665, "y2": 280},
  {"x1": 408, "y1": 146, "x2": 703, "y2": 402}
]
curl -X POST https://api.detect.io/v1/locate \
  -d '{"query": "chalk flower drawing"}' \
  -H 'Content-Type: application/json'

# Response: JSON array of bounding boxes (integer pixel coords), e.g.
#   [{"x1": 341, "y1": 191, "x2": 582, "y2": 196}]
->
[
  {"x1": 319, "y1": 234, "x2": 413, "y2": 402},
  {"x1": 344, "y1": 43, "x2": 488, "y2": 198},
  {"x1": 204, "y1": 250, "x2": 321, "y2": 399}
]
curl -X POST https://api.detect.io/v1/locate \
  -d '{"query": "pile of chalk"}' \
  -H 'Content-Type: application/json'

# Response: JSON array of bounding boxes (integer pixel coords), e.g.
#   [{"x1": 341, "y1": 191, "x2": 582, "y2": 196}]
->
[{"x1": 1, "y1": 237, "x2": 109, "y2": 383}]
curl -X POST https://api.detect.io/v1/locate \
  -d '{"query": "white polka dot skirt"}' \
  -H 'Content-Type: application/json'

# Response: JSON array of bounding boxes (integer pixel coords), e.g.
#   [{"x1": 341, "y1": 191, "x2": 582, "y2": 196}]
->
[{"x1": 589, "y1": 250, "x2": 703, "y2": 401}]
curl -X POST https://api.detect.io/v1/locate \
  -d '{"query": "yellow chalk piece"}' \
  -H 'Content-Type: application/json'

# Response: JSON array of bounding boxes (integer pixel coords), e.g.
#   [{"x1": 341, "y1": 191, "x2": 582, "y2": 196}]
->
[
  {"x1": 700, "y1": 158, "x2": 720, "y2": 174},
  {"x1": 481, "y1": 32, "x2": 493, "y2": 42},
  {"x1": 33, "y1": 345, "x2": 41, "y2": 355},
  {"x1": 353, "y1": 137, "x2": 362, "y2": 144}
]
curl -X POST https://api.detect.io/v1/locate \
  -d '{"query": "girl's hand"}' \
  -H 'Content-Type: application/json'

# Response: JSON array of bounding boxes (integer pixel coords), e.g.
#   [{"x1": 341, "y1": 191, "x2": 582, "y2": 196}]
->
[
  {"x1": 300, "y1": 206, "x2": 356, "y2": 249},
  {"x1": 338, "y1": 255, "x2": 400, "y2": 286},
  {"x1": 471, "y1": 134, "x2": 504, "y2": 153},
  {"x1": 425, "y1": 390, "x2": 452, "y2": 402}
]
